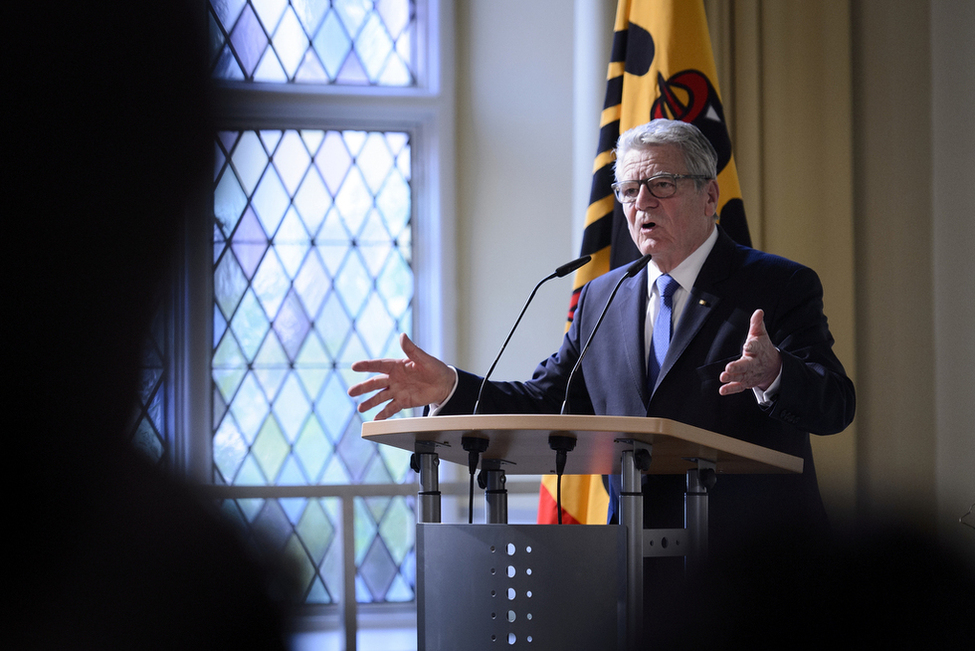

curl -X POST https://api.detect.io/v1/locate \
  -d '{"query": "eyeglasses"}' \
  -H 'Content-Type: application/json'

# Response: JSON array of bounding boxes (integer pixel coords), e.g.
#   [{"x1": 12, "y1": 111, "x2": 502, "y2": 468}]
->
[{"x1": 611, "y1": 173, "x2": 712, "y2": 203}]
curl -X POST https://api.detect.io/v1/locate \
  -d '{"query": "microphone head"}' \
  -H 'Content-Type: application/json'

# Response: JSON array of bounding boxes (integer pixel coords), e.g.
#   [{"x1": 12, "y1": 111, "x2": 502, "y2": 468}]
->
[
  {"x1": 625, "y1": 253, "x2": 653, "y2": 277},
  {"x1": 555, "y1": 254, "x2": 592, "y2": 278}
]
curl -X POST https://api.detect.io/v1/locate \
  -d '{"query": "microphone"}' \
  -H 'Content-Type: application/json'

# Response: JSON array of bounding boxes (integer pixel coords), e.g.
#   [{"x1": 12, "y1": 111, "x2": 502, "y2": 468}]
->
[
  {"x1": 560, "y1": 254, "x2": 651, "y2": 415},
  {"x1": 464, "y1": 254, "x2": 589, "y2": 524},
  {"x1": 471, "y1": 254, "x2": 591, "y2": 415}
]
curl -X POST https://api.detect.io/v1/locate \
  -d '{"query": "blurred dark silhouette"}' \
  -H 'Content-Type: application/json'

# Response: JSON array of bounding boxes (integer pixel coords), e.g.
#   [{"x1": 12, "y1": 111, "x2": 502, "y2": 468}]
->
[
  {"x1": 653, "y1": 521, "x2": 975, "y2": 650},
  {"x1": 10, "y1": 2, "x2": 289, "y2": 648}
]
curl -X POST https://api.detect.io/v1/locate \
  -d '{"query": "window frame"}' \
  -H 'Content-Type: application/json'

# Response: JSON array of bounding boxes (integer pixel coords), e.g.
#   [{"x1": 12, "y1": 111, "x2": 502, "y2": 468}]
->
[{"x1": 171, "y1": 1, "x2": 456, "y2": 646}]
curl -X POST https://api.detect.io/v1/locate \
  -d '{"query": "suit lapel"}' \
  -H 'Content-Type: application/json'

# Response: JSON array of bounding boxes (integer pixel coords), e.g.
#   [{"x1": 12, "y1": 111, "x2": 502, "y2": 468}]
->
[
  {"x1": 612, "y1": 266, "x2": 650, "y2": 404},
  {"x1": 651, "y1": 228, "x2": 739, "y2": 396}
]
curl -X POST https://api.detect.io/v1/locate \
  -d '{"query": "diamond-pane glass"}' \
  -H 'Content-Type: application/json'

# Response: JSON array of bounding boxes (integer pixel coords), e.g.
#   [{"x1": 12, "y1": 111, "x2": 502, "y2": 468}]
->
[
  {"x1": 355, "y1": 496, "x2": 415, "y2": 603},
  {"x1": 213, "y1": 129, "x2": 414, "y2": 604},
  {"x1": 129, "y1": 295, "x2": 170, "y2": 464},
  {"x1": 213, "y1": 128, "x2": 412, "y2": 485},
  {"x1": 219, "y1": 495, "x2": 415, "y2": 605},
  {"x1": 220, "y1": 497, "x2": 345, "y2": 604},
  {"x1": 209, "y1": 0, "x2": 417, "y2": 86}
]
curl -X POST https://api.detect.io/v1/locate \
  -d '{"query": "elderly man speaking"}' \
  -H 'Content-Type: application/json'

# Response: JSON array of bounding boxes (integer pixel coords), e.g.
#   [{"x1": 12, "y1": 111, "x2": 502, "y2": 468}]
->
[{"x1": 349, "y1": 119, "x2": 855, "y2": 553}]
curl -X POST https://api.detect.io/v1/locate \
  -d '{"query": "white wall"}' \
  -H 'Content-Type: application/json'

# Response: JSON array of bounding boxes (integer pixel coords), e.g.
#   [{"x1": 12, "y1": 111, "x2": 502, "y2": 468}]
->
[{"x1": 454, "y1": 0, "x2": 586, "y2": 379}]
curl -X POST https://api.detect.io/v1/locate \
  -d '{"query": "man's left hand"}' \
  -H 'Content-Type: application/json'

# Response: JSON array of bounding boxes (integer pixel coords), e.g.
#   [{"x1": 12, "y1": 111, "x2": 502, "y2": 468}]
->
[{"x1": 719, "y1": 309, "x2": 782, "y2": 395}]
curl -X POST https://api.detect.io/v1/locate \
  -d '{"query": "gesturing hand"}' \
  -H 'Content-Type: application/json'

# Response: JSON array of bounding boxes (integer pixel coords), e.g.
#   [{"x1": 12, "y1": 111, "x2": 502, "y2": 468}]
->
[
  {"x1": 719, "y1": 309, "x2": 782, "y2": 395},
  {"x1": 347, "y1": 333, "x2": 455, "y2": 420}
]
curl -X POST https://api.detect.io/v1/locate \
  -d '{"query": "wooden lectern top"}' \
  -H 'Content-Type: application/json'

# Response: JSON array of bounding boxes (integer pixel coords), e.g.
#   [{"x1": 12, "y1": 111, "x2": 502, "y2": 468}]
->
[{"x1": 361, "y1": 414, "x2": 802, "y2": 476}]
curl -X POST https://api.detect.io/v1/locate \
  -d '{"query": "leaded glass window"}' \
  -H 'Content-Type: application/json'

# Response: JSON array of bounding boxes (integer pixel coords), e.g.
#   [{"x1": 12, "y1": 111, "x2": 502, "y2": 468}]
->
[
  {"x1": 130, "y1": 296, "x2": 171, "y2": 464},
  {"x1": 212, "y1": 128, "x2": 415, "y2": 605},
  {"x1": 219, "y1": 494, "x2": 415, "y2": 604},
  {"x1": 209, "y1": 0, "x2": 417, "y2": 86}
]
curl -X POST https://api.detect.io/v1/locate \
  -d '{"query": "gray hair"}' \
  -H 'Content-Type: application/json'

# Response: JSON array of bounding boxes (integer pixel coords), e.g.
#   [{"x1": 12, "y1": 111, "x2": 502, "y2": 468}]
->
[{"x1": 614, "y1": 119, "x2": 717, "y2": 189}]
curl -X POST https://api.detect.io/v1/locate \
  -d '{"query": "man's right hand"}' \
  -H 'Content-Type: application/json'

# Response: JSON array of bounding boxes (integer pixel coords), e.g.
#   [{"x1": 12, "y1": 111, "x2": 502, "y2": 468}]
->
[{"x1": 347, "y1": 333, "x2": 455, "y2": 420}]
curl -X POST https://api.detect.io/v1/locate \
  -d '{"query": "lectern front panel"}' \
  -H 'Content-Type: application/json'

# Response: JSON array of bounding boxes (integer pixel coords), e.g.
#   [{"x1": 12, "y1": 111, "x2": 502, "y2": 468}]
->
[{"x1": 417, "y1": 524, "x2": 626, "y2": 650}]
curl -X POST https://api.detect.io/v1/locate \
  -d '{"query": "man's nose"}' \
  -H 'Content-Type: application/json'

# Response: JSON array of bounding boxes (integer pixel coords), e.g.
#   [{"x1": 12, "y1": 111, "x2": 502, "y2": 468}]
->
[{"x1": 636, "y1": 183, "x2": 659, "y2": 210}]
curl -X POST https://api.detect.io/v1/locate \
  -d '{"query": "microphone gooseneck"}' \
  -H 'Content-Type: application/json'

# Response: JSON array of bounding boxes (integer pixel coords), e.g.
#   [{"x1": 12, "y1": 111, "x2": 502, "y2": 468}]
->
[
  {"x1": 471, "y1": 254, "x2": 591, "y2": 415},
  {"x1": 560, "y1": 254, "x2": 651, "y2": 415}
]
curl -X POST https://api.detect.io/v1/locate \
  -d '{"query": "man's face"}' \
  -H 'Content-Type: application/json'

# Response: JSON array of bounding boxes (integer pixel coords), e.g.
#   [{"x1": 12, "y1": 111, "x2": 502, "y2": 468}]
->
[{"x1": 618, "y1": 144, "x2": 719, "y2": 272}]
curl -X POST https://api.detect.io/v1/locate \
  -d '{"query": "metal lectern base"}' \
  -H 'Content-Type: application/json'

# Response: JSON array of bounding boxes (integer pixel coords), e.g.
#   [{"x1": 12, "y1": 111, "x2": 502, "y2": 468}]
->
[
  {"x1": 371, "y1": 417, "x2": 802, "y2": 650},
  {"x1": 417, "y1": 524, "x2": 627, "y2": 650}
]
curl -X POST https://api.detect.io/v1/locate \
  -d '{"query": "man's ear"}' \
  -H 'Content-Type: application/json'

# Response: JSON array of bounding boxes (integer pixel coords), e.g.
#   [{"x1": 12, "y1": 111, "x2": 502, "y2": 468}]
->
[{"x1": 705, "y1": 178, "x2": 720, "y2": 216}]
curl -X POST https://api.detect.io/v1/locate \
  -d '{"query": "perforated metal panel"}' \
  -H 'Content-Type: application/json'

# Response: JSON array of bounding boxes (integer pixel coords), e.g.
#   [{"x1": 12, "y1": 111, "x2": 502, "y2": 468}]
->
[{"x1": 417, "y1": 524, "x2": 626, "y2": 650}]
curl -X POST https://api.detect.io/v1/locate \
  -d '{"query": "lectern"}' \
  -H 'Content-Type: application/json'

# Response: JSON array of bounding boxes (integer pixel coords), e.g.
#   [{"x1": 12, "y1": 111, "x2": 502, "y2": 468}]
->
[{"x1": 362, "y1": 414, "x2": 802, "y2": 650}]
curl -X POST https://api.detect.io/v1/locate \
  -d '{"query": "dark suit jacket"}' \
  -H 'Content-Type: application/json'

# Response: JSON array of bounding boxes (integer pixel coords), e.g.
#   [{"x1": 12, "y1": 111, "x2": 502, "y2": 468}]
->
[{"x1": 441, "y1": 227, "x2": 855, "y2": 549}]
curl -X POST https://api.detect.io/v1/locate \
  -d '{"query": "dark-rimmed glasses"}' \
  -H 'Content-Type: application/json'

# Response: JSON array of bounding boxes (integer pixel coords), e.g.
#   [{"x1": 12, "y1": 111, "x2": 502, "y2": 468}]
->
[{"x1": 611, "y1": 173, "x2": 711, "y2": 203}]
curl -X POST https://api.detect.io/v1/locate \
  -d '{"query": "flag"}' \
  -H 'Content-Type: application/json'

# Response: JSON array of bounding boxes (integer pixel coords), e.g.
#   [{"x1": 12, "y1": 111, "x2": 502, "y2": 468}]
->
[{"x1": 538, "y1": 0, "x2": 750, "y2": 525}]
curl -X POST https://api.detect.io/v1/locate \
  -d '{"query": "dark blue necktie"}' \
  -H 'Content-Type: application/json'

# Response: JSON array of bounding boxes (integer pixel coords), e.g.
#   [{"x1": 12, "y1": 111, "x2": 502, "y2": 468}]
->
[{"x1": 648, "y1": 274, "x2": 678, "y2": 390}]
